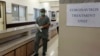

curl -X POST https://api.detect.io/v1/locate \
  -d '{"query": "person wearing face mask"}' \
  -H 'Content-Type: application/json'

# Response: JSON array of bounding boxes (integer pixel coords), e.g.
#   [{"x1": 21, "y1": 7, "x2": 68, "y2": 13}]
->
[{"x1": 33, "y1": 8, "x2": 50, "y2": 56}]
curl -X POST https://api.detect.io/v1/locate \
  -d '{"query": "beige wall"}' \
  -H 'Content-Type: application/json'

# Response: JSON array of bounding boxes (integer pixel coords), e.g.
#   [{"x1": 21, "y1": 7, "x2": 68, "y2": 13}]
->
[
  {"x1": 1, "y1": 0, "x2": 41, "y2": 13},
  {"x1": 40, "y1": 0, "x2": 59, "y2": 2},
  {"x1": 1, "y1": 0, "x2": 54, "y2": 24},
  {"x1": 50, "y1": 1, "x2": 59, "y2": 11},
  {"x1": 0, "y1": 0, "x2": 59, "y2": 24},
  {"x1": 40, "y1": 2, "x2": 51, "y2": 17},
  {"x1": 59, "y1": 0, "x2": 100, "y2": 56},
  {"x1": 56, "y1": 11, "x2": 59, "y2": 22},
  {"x1": 1, "y1": 0, "x2": 41, "y2": 24},
  {"x1": 50, "y1": 1, "x2": 59, "y2": 7}
]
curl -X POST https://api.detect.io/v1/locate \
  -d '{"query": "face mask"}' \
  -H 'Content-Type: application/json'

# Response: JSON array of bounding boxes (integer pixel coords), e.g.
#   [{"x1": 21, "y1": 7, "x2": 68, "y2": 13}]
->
[{"x1": 41, "y1": 13, "x2": 45, "y2": 16}]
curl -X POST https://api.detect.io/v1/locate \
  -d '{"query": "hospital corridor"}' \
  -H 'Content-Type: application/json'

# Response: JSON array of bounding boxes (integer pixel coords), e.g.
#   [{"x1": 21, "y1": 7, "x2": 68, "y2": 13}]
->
[
  {"x1": 32, "y1": 35, "x2": 58, "y2": 56},
  {"x1": 1, "y1": 0, "x2": 100, "y2": 56},
  {"x1": 0, "y1": 0, "x2": 59, "y2": 56}
]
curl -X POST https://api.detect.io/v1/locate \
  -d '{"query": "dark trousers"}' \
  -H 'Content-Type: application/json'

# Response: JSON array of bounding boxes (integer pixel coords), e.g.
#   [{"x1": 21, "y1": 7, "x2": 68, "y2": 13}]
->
[{"x1": 34, "y1": 35, "x2": 48, "y2": 54}]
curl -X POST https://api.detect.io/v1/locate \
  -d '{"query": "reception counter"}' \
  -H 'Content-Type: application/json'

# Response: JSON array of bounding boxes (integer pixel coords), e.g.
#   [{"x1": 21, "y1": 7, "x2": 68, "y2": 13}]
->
[{"x1": 0, "y1": 23, "x2": 57, "y2": 56}]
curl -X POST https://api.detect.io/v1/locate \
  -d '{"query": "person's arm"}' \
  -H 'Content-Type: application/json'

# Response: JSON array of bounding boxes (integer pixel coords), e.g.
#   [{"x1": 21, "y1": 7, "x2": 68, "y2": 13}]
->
[
  {"x1": 36, "y1": 18, "x2": 42, "y2": 32},
  {"x1": 42, "y1": 23, "x2": 50, "y2": 28},
  {"x1": 41, "y1": 17, "x2": 50, "y2": 29}
]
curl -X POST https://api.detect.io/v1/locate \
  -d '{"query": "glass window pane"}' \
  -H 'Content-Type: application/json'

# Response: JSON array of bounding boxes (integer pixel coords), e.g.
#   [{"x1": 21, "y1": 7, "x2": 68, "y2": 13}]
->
[
  {"x1": 19, "y1": 6, "x2": 26, "y2": 21},
  {"x1": 12, "y1": 5, "x2": 19, "y2": 21},
  {"x1": 52, "y1": 11, "x2": 55, "y2": 17},
  {"x1": 34, "y1": 9, "x2": 40, "y2": 20},
  {"x1": 51, "y1": 11, "x2": 56, "y2": 20}
]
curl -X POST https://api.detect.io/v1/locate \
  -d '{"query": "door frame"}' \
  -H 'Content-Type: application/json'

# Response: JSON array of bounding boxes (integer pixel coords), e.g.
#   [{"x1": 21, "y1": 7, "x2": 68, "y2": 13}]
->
[{"x1": 0, "y1": 1, "x2": 6, "y2": 30}]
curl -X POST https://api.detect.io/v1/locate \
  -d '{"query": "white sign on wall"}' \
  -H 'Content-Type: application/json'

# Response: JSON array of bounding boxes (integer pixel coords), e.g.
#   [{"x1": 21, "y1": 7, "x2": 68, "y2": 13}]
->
[
  {"x1": 6, "y1": 8, "x2": 12, "y2": 13},
  {"x1": 67, "y1": 3, "x2": 100, "y2": 27}
]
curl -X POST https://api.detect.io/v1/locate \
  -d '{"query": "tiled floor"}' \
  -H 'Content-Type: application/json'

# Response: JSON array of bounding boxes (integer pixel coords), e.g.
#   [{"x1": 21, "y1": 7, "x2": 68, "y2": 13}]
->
[{"x1": 32, "y1": 35, "x2": 58, "y2": 56}]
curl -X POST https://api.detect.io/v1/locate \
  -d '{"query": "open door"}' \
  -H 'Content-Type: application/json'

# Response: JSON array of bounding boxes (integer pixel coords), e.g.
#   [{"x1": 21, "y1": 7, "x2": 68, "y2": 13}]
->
[{"x1": 0, "y1": 1, "x2": 6, "y2": 31}]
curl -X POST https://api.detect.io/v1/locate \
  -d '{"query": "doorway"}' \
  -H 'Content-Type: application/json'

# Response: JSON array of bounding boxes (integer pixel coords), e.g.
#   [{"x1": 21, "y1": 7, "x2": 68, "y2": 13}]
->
[{"x1": 0, "y1": 2, "x2": 6, "y2": 31}]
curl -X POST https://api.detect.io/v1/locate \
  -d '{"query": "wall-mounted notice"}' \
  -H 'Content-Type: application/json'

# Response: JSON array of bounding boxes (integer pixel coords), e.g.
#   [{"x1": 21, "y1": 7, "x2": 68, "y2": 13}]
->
[
  {"x1": 6, "y1": 8, "x2": 12, "y2": 13},
  {"x1": 67, "y1": 3, "x2": 100, "y2": 27}
]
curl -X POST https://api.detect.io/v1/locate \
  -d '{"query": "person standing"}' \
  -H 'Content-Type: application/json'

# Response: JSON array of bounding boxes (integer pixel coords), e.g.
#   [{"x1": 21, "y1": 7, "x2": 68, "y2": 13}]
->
[{"x1": 34, "y1": 8, "x2": 50, "y2": 56}]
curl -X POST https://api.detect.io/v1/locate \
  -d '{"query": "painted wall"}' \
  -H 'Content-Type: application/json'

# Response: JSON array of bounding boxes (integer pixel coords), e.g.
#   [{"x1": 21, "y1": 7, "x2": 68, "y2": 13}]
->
[
  {"x1": 0, "y1": 0, "x2": 45, "y2": 24},
  {"x1": 40, "y1": 0, "x2": 59, "y2": 2},
  {"x1": 59, "y1": 0, "x2": 100, "y2": 56},
  {"x1": 40, "y1": 2, "x2": 51, "y2": 18},
  {"x1": 1, "y1": 0, "x2": 41, "y2": 14}
]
